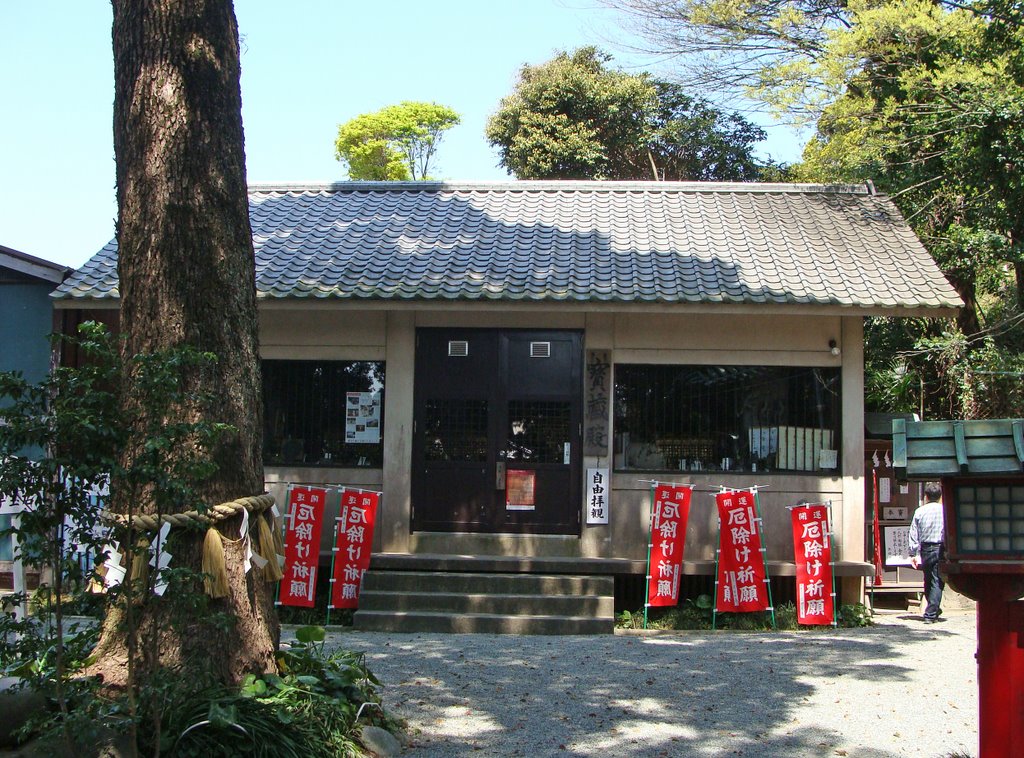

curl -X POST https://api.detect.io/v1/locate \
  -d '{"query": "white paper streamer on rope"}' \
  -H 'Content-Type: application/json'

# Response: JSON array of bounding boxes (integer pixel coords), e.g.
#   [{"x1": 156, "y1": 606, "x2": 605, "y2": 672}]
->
[
  {"x1": 103, "y1": 544, "x2": 125, "y2": 588},
  {"x1": 239, "y1": 507, "x2": 253, "y2": 574},
  {"x1": 148, "y1": 522, "x2": 172, "y2": 596}
]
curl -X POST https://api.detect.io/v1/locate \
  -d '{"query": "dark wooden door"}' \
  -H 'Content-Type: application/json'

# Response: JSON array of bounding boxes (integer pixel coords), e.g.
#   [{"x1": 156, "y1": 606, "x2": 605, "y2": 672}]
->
[{"x1": 412, "y1": 328, "x2": 583, "y2": 534}]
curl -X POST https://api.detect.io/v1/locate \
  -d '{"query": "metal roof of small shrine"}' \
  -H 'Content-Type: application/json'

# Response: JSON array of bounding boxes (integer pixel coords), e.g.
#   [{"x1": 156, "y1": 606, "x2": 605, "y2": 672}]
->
[
  {"x1": 894, "y1": 418, "x2": 1024, "y2": 480},
  {"x1": 54, "y1": 180, "x2": 963, "y2": 311}
]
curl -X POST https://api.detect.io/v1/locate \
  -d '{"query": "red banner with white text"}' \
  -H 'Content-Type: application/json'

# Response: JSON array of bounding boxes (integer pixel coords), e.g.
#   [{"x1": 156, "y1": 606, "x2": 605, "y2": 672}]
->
[
  {"x1": 646, "y1": 484, "x2": 693, "y2": 607},
  {"x1": 329, "y1": 490, "x2": 380, "y2": 609},
  {"x1": 278, "y1": 486, "x2": 328, "y2": 608},
  {"x1": 715, "y1": 489, "x2": 770, "y2": 613},
  {"x1": 790, "y1": 503, "x2": 835, "y2": 625}
]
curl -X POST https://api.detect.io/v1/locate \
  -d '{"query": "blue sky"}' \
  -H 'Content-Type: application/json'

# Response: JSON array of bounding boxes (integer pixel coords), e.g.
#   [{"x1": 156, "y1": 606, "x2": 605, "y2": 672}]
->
[{"x1": 1, "y1": 1, "x2": 804, "y2": 269}]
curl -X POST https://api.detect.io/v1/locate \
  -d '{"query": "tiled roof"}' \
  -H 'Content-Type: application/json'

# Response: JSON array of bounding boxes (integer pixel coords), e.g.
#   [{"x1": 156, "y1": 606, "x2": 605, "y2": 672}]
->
[{"x1": 54, "y1": 180, "x2": 962, "y2": 310}]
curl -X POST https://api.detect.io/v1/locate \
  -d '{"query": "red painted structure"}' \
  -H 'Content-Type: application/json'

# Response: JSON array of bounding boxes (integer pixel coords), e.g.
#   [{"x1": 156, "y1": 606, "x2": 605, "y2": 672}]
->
[
  {"x1": 943, "y1": 565, "x2": 1024, "y2": 758},
  {"x1": 893, "y1": 419, "x2": 1024, "y2": 758}
]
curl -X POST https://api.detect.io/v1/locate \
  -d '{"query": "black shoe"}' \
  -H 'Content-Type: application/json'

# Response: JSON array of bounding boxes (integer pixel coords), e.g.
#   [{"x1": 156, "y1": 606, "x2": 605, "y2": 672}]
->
[{"x1": 923, "y1": 617, "x2": 937, "y2": 624}]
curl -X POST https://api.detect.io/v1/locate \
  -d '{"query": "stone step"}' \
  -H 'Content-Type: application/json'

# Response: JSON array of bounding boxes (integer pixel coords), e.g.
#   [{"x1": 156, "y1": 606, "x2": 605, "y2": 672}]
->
[
  {"x1": 358, "y1": 590, "x2": 613, "y2": 617},
  {"x1": 353, "y1": 610, "x2": 614, "y2": 635},
  {"x1": 353, "y1": 569, "x2": 616, "y2": 635},
  {"x1": 360, "y1": 570, "x2": 613, "y2": 597}
]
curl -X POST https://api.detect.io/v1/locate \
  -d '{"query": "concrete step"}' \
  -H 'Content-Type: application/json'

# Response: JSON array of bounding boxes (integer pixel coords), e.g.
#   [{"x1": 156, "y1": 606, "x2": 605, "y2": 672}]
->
[
  {"x1": 358, "y1": 590, "x2": 613, "y2": 617},
  {"x1": 354, "y1": 610, "x2": 614, "y2": 635},
  {"x1": 353, "y1": 568, "x2": 615, "y2": 635},
  {"x1": 361, "y1": 570, "x2": 613, "y2": 597}
]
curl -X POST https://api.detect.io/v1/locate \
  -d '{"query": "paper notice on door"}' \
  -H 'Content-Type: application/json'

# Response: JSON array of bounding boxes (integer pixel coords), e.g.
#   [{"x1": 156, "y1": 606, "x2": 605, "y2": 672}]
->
[{"x1": 506, "y1": 469, "x2": 536, "y2": 510}]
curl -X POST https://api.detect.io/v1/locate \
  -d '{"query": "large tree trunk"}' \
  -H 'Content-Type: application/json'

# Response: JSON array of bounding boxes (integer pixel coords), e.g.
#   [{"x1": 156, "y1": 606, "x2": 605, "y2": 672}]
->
[{"x1": 91, "y1": 0, "x2": 276, "y2": 688}]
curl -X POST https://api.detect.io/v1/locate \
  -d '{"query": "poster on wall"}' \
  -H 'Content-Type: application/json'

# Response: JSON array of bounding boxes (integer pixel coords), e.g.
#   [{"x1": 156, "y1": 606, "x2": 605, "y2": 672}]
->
[
  {"x1": 646, "y1": 483, "x2": 693, "y2": 607},
  {"x1": 789, "y1": 503, "x2": 835, "y2": 625},
  {"x1": 278, "y1": 486, "x2": 328, "y2": 608},
  {"x1": 586, "y1": 468, "x2": 609, "y2": 524},
  {"x1": 714, "y1": 489, "x2": 770, "y2": 613},
  {"x1": 345, "y1": 392, "x2": 381, "y2": 444},
  {"x1": 329, "y1": 490, "x2": 380, "y2": 609},
  {"x1": 506, "y1": 469, "x2": 536, "y2": 510},
  {"x1": 884, "y1": 526, "x2": 913, "y2": 566}
]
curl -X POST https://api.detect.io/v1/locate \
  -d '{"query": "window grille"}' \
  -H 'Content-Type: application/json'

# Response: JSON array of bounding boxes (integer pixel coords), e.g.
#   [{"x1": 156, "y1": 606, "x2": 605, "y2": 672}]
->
[
  {"x1": 613, "y1": 365, "x2": 841, "y2": 473},
  {"x1": 262, "y1": 360, "x2": 385, "y2": 467},
  {"x1": 422, "y1": 399, "x2": 488, "y2": 462},
  {"x1": 506, "y1": 400, "x2": 570, "y2": 463}
]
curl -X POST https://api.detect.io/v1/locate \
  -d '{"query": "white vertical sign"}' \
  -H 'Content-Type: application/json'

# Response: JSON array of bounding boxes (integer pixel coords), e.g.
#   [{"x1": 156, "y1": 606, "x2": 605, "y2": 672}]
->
[{"x1": 585, "y1": 468, "x2": 609, "y2": 525}]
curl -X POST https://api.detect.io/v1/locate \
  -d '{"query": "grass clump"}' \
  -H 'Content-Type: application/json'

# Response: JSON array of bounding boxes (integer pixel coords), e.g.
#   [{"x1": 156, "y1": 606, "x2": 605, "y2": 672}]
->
[
  {"x1": 159, "y1": 626, "x2": 395, "y2": 757},
  {"x1": 617, "y1": 596, "x2": 875, "y2": 631}
]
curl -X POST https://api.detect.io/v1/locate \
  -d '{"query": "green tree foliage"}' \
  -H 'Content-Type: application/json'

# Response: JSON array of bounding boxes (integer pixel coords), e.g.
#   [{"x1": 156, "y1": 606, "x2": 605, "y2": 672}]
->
[
  {"x1": 606, "y1": 0, "x2": 1024, "y2": 419},
  {"x1": 793, "y1": 1, "x2": 1024, "y2": 419},
  {"x1": 335, "y1": 101, "x2": 461, "y2": 181},
  {"x1": 485, "y1": 47, "x2": 771, "y2": 181}
]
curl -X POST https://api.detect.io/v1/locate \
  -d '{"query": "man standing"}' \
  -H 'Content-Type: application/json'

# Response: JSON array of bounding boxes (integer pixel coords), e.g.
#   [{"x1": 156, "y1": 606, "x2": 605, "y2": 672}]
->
[{"x1": 909, "y1": 482, "x2": 946, "y2": 623}]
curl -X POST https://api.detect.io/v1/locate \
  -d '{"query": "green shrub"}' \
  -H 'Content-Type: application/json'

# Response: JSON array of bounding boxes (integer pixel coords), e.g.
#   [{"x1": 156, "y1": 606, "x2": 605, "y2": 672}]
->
[
  {"x1": 617, "y1": 597, "x2": 874, "y2": 631},
  {"x1": 838, "y1": 603, "x2": 874, "y2": 628},
  {"x1": 155, "y1": 626, "x2": 393, "y2": 757}
]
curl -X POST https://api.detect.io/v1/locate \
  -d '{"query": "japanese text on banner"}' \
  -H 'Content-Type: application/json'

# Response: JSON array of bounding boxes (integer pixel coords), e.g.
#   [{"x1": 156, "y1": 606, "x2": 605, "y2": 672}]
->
[
  {"x1": 330, "y1": 490, "x2": 380, "y2": 609},
  {"x1": 790, "y1": 504, "x2": 835, "y2": 625},
  {"x1": 715, "y1": 490, "x2": 770, "y2": 613},
  {"x1": 278, "y1": 486, "x2": 327, "y2": 608},
  {"x1": 646, "y1": 484, "x2": 693, "y2": 607},
  {"x1": 586, "y1": 468, "x2": 609, "y2": 524}
]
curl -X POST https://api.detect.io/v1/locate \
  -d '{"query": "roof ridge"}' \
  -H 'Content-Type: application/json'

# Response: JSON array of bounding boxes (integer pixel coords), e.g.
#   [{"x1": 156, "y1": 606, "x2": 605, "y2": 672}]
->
[{"x1": 247, "y1": 180, "x2": 874, "y2": 195}]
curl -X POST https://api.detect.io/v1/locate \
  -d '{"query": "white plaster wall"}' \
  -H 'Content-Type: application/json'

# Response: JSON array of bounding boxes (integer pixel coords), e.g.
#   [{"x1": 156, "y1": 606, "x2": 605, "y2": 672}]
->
[
  {"x1": 257, "y1": 306, "x2": 865, "y2": 571},
  {"x1": 259, "y1": 309, "x2": 386, "y2": 360}
]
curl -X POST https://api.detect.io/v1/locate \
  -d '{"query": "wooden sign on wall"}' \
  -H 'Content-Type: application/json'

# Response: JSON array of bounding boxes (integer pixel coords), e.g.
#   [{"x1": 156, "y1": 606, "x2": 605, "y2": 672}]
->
[{"x1": 584, "y1": 350, "x2": 611, "y2": 457}]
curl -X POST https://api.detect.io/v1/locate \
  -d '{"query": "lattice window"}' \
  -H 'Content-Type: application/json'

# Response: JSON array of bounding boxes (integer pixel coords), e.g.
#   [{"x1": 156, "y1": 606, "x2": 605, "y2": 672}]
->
[
  {"x1": 262, "y1": 360, "x2": 385, "y2": 467},
  {"x1": 613, "y1": 365, "x2": 841, "y2": 473},
  {"x1": 506, "y1": 400, "x2": 571, "y2": 463},
  {"x1": 955, "y1": 483, "x2": 1024, "y2": 554},
  {"x1": 423, "y1": 399, "x2": 489, "y2": 462}
]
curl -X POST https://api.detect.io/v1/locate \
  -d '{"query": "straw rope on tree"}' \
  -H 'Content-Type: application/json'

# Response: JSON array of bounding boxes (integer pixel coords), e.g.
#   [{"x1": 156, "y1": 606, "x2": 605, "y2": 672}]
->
[
  {"x1": 101, "y1": 493, "x2": 276, "y2": 531},
  {"x1": 102, "y1": 493, "x2": 285, "y2": 596}
]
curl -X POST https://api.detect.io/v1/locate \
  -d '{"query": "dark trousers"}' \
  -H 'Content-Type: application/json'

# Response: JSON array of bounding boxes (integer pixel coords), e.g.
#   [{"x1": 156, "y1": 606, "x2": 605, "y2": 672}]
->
[{"x1": 921, "y1": 542, "x2": 945, "y2": 620}]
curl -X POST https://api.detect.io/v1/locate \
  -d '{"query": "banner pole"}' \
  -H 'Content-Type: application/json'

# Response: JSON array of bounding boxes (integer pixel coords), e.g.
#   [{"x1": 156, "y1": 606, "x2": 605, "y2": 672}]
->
[
  {"x1": 712, "y1": 490, "x2": 721, "y2": 631},
  {"x1": 643, "y1": 482, "x2": 656, "y2": 630},
  {"x1": 827, "y1": 499, "x2": 839, "y2": 627},
  {"x1": 326, "y1": 517, "x2": 339, "y2": 627},
  {"x1": 753, "y1": 488, "x2": 776, "y2": 630}
]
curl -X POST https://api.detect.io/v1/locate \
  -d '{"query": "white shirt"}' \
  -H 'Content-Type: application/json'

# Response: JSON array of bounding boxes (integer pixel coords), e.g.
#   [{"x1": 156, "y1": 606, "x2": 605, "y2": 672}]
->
[{"x1": 908, "y1": 500, "x2": 944, "y2": 556}]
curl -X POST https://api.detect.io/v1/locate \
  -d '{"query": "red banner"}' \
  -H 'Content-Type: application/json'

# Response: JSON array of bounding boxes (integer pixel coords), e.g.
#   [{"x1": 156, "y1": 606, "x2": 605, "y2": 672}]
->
[
  {"x1": 278, "y1": 486, "x2": 328, "y2": 608},
  {"x1": 646, "y1": 484, "x2": 693, "y2": 607},
  {"x1": 329, "y1": 490, "x2": 380, "y2": 609},
  {"x1": 790, "y1": 503, "x2": 835, "y2": 625},
  {"x1": 715, "y1": 489, "x2": 770, "y2": 613},
  {"x1": 871, "y1": 469, "x2": 884, "y2": 587}
]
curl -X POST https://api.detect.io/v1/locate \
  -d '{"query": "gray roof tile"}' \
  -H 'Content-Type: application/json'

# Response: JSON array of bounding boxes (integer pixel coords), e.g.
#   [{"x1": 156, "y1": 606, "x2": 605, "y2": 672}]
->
[{"x1": 54, "y1": 180, "x2": 963, "y2": 310}]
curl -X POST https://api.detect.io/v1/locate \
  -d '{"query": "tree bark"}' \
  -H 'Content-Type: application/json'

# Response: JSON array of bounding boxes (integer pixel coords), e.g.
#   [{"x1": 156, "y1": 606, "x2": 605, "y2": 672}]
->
[
  {"x1": 91, "y1": 0, "x2": 276, "y2": 688},
  {"x1": 946, "y1": 272, "x2": 981, "y2": 337}
]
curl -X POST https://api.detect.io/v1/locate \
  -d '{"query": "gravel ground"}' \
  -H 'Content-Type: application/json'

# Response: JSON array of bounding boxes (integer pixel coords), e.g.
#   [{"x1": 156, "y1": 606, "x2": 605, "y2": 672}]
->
[{"x1": 321, "y1": 611, "x2": 978, "y2": 758}]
